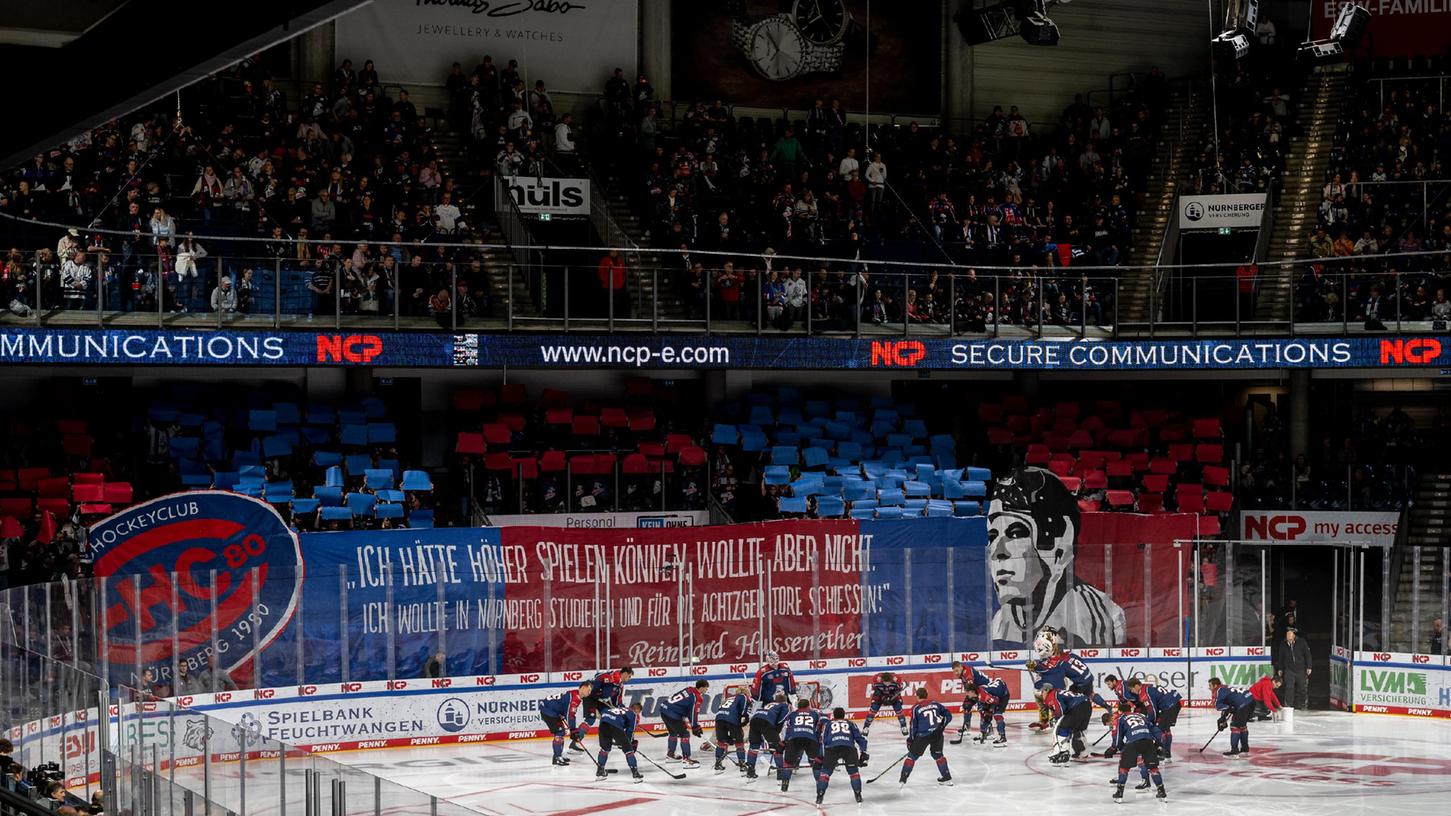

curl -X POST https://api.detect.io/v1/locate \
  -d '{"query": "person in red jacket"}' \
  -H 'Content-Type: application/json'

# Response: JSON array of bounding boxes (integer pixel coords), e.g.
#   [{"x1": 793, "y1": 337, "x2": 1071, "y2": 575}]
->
[
  {"x1": 1247, "y1": 674, "x2": 1283, "y2": 721},
  {"x1": 596, "y1": 249, "x2": 630, "y2": 318}
]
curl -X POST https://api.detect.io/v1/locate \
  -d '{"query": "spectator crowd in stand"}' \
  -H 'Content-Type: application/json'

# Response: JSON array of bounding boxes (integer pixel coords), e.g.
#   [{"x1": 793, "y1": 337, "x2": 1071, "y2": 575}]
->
[
  {"x1": 0, "y1": 57, "x2": 492, "y2": 320},
  {"x1": 1298, "y1": 68, "x2": 1451, "y2": 325}
]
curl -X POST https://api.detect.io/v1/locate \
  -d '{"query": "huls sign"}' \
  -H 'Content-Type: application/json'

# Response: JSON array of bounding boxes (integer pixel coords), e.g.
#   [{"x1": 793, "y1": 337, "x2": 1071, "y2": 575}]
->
[{"x1": 496, "y1": 177, "x2": 590, "y2": 217}]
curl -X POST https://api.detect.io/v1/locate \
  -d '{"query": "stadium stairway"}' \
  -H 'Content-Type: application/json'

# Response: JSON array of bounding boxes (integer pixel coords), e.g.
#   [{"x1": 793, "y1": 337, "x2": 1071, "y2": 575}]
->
[
  {"x1": 1390, "y1": 471, "x2": 1450, "y2": 652},
  {"x1": 1120, "y1": 85, "x2": 1211, "y2": 327},
  {"x1": 1259, "y1": 67, "x2": 1351, "y2": 324},
  {"x1": 599, "y1": 176, "x2": 690, "y2": 324}
]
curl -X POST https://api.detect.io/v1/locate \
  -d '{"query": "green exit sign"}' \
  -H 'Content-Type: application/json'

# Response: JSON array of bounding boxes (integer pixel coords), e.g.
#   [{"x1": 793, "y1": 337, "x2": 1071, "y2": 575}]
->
[
  {"x1": 538, "y1": 213, "x2": 552, "y2": 221},
  {"x1": 1218, "y1": 227, "x2": 1231, "y2": 235}
]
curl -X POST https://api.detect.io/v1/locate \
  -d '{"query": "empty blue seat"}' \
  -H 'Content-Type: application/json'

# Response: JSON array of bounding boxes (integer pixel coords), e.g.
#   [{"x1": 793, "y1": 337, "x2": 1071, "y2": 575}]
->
[
  {"x1": 248, "y1": 410, "x2": 278, "y2": 432},
  {"x1": 711, "y1": 424, "x2": 738, "y2": 445},
  {"x1": 378, "y1": 458, "x2": 400, "y2": 478},
  {"x1": 238, "y1": 464, "x2": 266, "y2": 480},
  {"x1": 803, "y1": 447, "x2": 829, "y2": 468},
  {"x1": 962, "y1": 481, "x2": 988, "y2": 498},
  {"x1": 741, "y1": 432, "x2": 770, "y2": 452},
  {"x1": 320, "y1": 506, "x2": 352, "y2": 522},
  {"x1": 401, "y1": 470, "x2": 433, "y2": 491},
  {"x1": 965, "y1": 467, "x2": 993, "y2": 482},
  {"x1": 798, "y1": 424, "x2": 824, "y2": 440},
  {"x1": 265, "y1": 482, "x2": 294, "y2": 502},
  {"x1": 374, "y1": 503, "x2": 405, "y2": 519},
  {"x1": 763, "y1": 466, "x2": 792, "y2": 486},
  {"x1": 262, "y1": 435, "x2": 292, "y2": 459},
  {"x1": 837, "y1": 441, "x2": 862, "y2": 461},
  {"x1": 878, "y1": 489, "x2": 905, "y2": 506},
  {"x1": 930, "y1": 434, "x2": 955, "y2": 452},
  {"x1": 778, "y1": 496, "x2": 809, "y2": 514},
  {"x1": 853, "y1": 498, "x2": 880, "y2": 510},
  {"x1": 842, "y1": 483, "x2": 871, "y2": 502},
  {"x1": 346, "y1": 492, "x2": 377, "y2": 516},
  {"x1": 181, "y1": 473, "x2": 213, "y2": 487},
  {"x1": 903, "y1": 481, "x2": 931, "y2": 498},
  {"x1": 314, "y1": 451, "x2": 342, "y2": 467},
  {"x1": 954, "y1": 501, "x2": 983, "y2": 516},
  {"x1": 871, "y1": 419, "x2": 896, "y2": 437},
  {"x1": 816, "y1": 497, "x2": 846, "y2": 517},
  {"x1": 904, "y1": 498, "x2": 928, "y2": 510},
  {"x1": 368, "y1": 423, "x2": 397, "y2": 444},
  {"x1": 771, "y1": 446, "x2": 800, "y2": 466},
  {"x1": 875, "y1": 506, "x2": 904, "y2": 520},
  {"x1": 943, "y1": 479, "x2": 967, "y2": 500},
  {"x1": 340, "y1": 425, "x2": 368, "y2": 446},
  {"x1": 364, "y1": 469, "x2": 394, "y2": 490},
  {"x1": 805, "y1": 400, "x2": 831, "y2": 417},
  {"x1": 315, "y1": 485, "x2": 343, "y2": 506}
]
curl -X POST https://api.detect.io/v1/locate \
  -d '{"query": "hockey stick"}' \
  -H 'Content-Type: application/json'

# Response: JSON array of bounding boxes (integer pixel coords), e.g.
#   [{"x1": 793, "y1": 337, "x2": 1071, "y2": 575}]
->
[
  {"x1": 1092, "y1": 728, "x2": 1112, "y2": 747},
  {"x1": 1197, "y1": 728, "x2": 1222, "y2": 753},
  {"x1": 583, "y1": 750, "x2": 620, "y2": 774},
  {"x1": 636, "y1": 750, "x2": 688, "y2": 780},
  {"x1": 864, "y1": 753, "x2": 908, "y2": 784}
]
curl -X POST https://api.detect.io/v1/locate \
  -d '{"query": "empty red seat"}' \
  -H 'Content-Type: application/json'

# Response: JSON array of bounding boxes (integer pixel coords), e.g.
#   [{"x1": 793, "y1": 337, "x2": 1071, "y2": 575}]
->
[
  {"x1": 514, "y1": 457, "x2": 539, "y2": 480},
  {"x1": 1148, "y1": 458, "x2": 1177, "y2": 475},
  {"x1": 628, "y1": 412, "x2": 656, "y2": 433},
  {"x1": 1126, "y1": 452, "x2": 1151, "y2": 471},
  {"x1": 1203, "y1": 465, "x2": 1231, "y2": 487},
  {"x1": 1054, "y1": 401, "x2": 1080, "y2": 419},
  {"x1": 1167, "y1": 443, "x2": 1194, "y2": 462},
  {"x1": 1048, "y1": 460, "x2": 1073, "y2": 477},
  {"x1": 0, "y1": 498, "x2": 31, "y2": 518},
  {"x1": 482, "y1": 423, "x2": 511, "y2": 446},
  {"x1": 540, "y1": 451, "x2": 566, "y2": 472},
  {"x1": 1106, "y1": 490, "x2": 1135, "y2": 508},
  {"x1": 1196, "y1": 443, "x2": 1224, "y2": 463},
  {"x1": 638, "y1": 442, "x2": 665, "y2": 458},
  {"x1": 37, "y1": 477, "x2": 70, "y2": 498},
  {"x1": 600, "y1": 407, "x2": 629, "y2": 428},
  {"x1": 539, "y1": 388, "x2": 570, "y2": 409},
  {"x1": 1080, "y1": 415, "x2": 1106, "y2": 433},
  {"x1": 679, "y1": 445, "x2": 707, "y2": 467},
  {"x1": 545, "y1": 408, "x2": 573, "y2": 426},
  {"x1": 1137, "y1": 493, "x2": 1164, "y2": 513},
  {"x1": 484, "y1": 453, "x2": 514, "y2": 471},
  {"x1": 0, "y1": 516, "x2": 22, "y2": 537},
  {"x1": 1025, "y1": 444, "x2": 1051, "y2": 465},
  {"x1": 1002, "y1": 394, "x2": 1028, "y2": 413},
  {"x1": 500, "y1": 413, "x2": 527, "y2": 432},
  {"x1": 622, "y1": 453, "x2": 651, "y2": 474},
  {"x1": 1005, "y1": 415, "x2": 1029, "y2": 432},
  {"x1": 101, "y1": 483, "x2": 133, "y2": 505},
  {"x1": 1142, "y1": 474, "x2": 1170, "y2": 493},
  {"x1": 1159, "y1": 426, "x2": 1188, "y2": 442},
  {"x1": 1083, "y1": 470, "x2": 1109, "y2": 490},
  {"x1": 665, "y1": 434, "x2": 694, "y2": 455},
  {"x1": 73, "y1": 472, "x2": 104, "y2": 485},
  {"x1": 569, "y1": 454, "x2": 598, "y2": 474},
  {"x1": 1106, "y1": 429, "x2": 1143, "y2": 448},
  {"x1": 1198, "y1": 515, "x2": 1222, "y2": 536},
  {"x1": 37, "y1": 498, "x2": 70, "y2": 516},
  {"x1": 78, "y1": 503, "x2": 113, "y2": 516},
  {"x1": 572, "y1": 415, "x2": 601, "y2": 437},
  {"x1": 1141, "y1": 409, "x2": 1170, "y2": 428},
  {"x1": 625, "y1": 377, "x2": 654, "y2": 397},
  {"x1": 455, "y1": 432, "x2": 486, "y2": 455},
  {"x1": 1177, "y1": 488, "x2": 1205, "y2": 514},
  {"x1": 1106, "y1": 460, "x2": 1134, "y2": 478},
  {"x1": 452, "y1": 389, "x2": 493, "y2": 412},
  {"x1": 499, "y1": 384, "x2": 527, "y2": 405},
  {"x1": 1206, "y1": 491, "x2": 1234, "y2": 513},
  {"x1": 72, "y1": 484, "x2": 104, "y2": 503},
  {"x1": 1192, "y1": 418, "x2": 1222, "y2": 439},
  {"x1": 1066, "y1": 430, "x2": 1094, "y2": 448},
  {"x1": 1059, "y1": 476, "x2": 1081, "y2": 492}
]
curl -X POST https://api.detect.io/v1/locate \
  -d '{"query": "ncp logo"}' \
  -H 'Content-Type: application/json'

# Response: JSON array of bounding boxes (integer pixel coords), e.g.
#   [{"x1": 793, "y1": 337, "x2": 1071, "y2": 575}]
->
[
  {"x1": 476, "y1": 676, "x2": 497, "y2": 686},
  {"x1": 848, "y1": 658, "x2": 866, "y2": 667},
  {"x1": 809, "y1": 660, "x2": 828, "y2": 669},
  {"x1": 437, "y1": 698, "x2": 470, "y2": 733},
  {"x1": 1379, "y1": 338, "x2": 1442, "y2": 365},
  {"x1": 341, "y1": 682, "x2": 363, "y2": 693},
  {"x1": 316, "y1": 334, "x2": 383, "y2": 364},
  {"x1": 648, "y1": 668, "x2": 668, "y2": 677},
  {"x1": 1246, "y1": 647, "x2": 1265, "y2": 656},
  {"x1": 869, "y1": 340, "x2": 927, "y2": 368},
  {"x1": 1412, "y1": 654, "x2": 1430, "y2": 664},
  {"x1": 1183, "y1": 201, "x2": 1204, "y2": 222},
  {"x1": 923, "y1": 654, "x2": 942, "y2": 663},
  {"x1": 886, "y1": 656, "x2": 905, "y2": 665},
  {"x1": 730, "y1": 664, "x2": 749, "y2": 673},
  {"x1": 562, "y1": 672, "x2": 584, "y2": 681},
  {"x1": 1244, "y1": 514, "x2": 1307, "y2": 541}
]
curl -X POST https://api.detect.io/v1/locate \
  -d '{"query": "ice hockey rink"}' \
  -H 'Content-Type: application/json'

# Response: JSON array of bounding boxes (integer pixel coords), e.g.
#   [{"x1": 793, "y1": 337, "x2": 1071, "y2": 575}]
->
[{"x1": 310, "y1": 709, "x2": 1451, "y2": 815}]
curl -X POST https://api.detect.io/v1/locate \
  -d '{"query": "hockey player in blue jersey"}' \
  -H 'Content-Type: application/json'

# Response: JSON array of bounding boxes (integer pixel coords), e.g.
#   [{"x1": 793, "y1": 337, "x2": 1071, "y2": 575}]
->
[
  {"x1": 862, "y1": 671, "x2": 908, "y2": 736},
  {"x1": 572, "y1": 667, "x2": 634, "y2": 750},
  {"x1": 778, "y1": 698, "x2": 824, "y2": 792},
  {"x1": 1209, "y1": 677, "x2": 1257, "y2": 757},
  {"x1": 659, "y1": 680, "x2": 708, "y2": 768},
  {"x1": 962, "y1": 671, "x2": 1010, "y2": 746},
  {"x1": 752, "y1": 651, "x2": 796, "y2": 704},
  {"x1": 817, "y1": 707, "x2": 869, "y2": 805},
  {"x1": 539, "y1": 681, "x2": 592, "y2": 766},
  {"x1": 1039, "y1": 684, "x2": 1093, "y2": 764},
  {"x1": 596, "y1": 702, "x2": 645, "y2": 783},
  {"x1": 1029, "y1": 647, "x2": 1113, "y2": 714},
  {"x1": 899, "y1": 687, "x2": 954, "y2": 787},
  {"x1": 745, "y1": 691, "x2": 790, "y2": 781},
  {"x1": 713, "y1": 685, "x2": 751, "y2": 774},
  {"x1": 1124, "y1": 677, "x2": 1182, "y2": 760},
  {"x1": 1111, "y1": 701, "x2": 1167, "y2": 803}
]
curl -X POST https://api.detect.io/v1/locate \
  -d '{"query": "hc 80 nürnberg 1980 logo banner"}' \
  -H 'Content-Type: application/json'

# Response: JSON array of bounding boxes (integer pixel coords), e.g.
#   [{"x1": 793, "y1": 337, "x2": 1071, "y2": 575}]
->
[{"x1": 88, "y1": 491, "x2": 305, "y2": 685}]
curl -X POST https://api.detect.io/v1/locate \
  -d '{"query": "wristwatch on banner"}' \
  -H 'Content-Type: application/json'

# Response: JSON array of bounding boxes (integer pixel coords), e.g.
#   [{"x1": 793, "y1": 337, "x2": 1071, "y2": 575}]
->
[{"x1": 728, "y1": 0, "x2": 850, "y2": 81}]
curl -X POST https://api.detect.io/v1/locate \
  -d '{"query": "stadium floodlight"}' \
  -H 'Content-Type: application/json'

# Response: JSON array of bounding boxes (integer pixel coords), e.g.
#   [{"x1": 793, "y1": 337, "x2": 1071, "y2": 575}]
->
[
  {"x1": 1211, "y1": 0, "x2": 1258, "y2": 63},
  {"x1": 1297, "y1": 3, "x2": 1369, "y2": 64}
]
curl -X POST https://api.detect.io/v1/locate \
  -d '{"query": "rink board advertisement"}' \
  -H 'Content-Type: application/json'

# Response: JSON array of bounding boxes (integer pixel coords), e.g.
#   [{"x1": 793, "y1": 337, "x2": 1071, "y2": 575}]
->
[
  {"x1": 10, "y1": 647, "x2": 1281, "y2": 787},
  {"x1": 1351, "y1": 651, "x2": 1451, "y2": 717},
  {"x1": 5, "y1": 328, "x2": 1451, "y2": 371}
]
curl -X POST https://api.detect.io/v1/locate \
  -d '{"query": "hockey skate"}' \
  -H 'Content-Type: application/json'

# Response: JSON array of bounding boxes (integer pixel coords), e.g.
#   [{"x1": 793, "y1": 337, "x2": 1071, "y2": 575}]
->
[
  {"x1": 816, "y1": 793, "x2": 824, "y2": 804},
  {"x1": 855, "y1": 791, "x2": 863, "y2": 803},
  {"x1": 1049, "y1": 751, "x2": 1072, "y2": 765},
  {"x1": 551, "y1": 757, "x2": 570, "y2": 767},
  {"x1": 632, "y1": 769, "x2": 644, "y2": 784},
  {"x1": 781, "y1": 779, "x2": 790, "y2": 793},
  {"x1": 900, "y1": 725, "x2": 910, "y2": 736},
  {"x1": 937, "y1": 776, "x2": 954, "y2": 786},
  {"x1": 665, "y1": 752, "x2": 681, "y2": 762},
  {"x1": 1223, "y1": 748, "x2": 1242, "y2": 757},
  {"x1": 713, "y1": 760, "x2": 725, "y2": 773},
  {"x1": 595, "y1": 767, "x2": 608, "y2": 780},
  {"x1": 1156, "y1": 786, "x2": 1168, "y2": 802},
  {"x1": 1135, "y1": 780, "x2": 1151, "y2": 791},
  {"x1": 681, "y1": 757, "x2": 700, "y2": 769},
  {"x1": 992, "y1": 735, "x2": 1007, "y2": 747},
  {"x1": 1113, "y1": 785, "x2": 1125, "y2": 804},
  {"x1": 568, "y1": 739, "x2": 586, "y2": 753}
]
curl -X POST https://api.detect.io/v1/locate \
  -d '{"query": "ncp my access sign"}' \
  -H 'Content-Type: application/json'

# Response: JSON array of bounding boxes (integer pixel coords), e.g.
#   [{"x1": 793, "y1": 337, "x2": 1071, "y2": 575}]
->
[{"x1": 89, "y1": 492, "x2": 304, "y2": 679}]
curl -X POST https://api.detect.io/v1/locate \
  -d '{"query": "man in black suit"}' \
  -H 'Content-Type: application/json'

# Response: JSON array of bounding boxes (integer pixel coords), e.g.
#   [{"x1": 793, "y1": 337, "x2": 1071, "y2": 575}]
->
[{"x1": 1273, "y1": 627, "x2": 1312, "y2": 709}]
